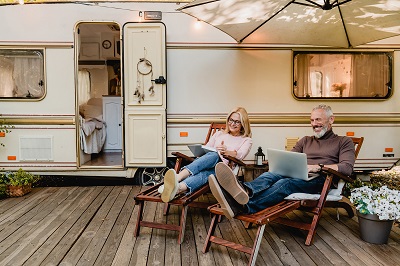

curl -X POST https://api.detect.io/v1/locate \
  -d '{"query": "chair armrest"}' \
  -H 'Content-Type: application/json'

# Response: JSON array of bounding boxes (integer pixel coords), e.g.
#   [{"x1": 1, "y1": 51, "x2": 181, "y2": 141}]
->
[
  {"x1": 321, "y1": 167, "x2": 354, "y2": 183},
  {"x1": 223, "y1": 155, "x2": 247, "y2": 167},
  {"x1": 171, "y1": 151, "x2": 195, "y2": 163}
]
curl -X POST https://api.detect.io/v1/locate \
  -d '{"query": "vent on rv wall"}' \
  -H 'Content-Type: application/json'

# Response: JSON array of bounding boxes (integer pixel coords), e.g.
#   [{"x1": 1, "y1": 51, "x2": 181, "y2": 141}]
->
[
  {"x1": 285, "y1": 137, "x2": 299, "y2": 151},
  {"x1": 19, "y1": 136, "x2": 53, "y2": 161}
]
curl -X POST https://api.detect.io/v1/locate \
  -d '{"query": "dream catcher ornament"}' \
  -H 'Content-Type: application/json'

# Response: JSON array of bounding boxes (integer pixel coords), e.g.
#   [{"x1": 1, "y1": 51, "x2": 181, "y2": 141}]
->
[{"x1": 134, "y1": 48, "x2": 155, "y2": 103}]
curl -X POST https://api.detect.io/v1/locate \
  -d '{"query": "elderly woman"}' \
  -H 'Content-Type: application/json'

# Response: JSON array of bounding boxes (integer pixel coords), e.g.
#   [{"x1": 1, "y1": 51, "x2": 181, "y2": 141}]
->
[{"x1": 161, "y1": 107, "x2": 253, "y2": 202}]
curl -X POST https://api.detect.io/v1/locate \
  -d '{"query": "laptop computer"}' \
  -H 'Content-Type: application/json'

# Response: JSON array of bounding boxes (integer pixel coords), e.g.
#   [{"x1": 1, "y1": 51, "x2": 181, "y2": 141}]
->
[
  {"x1": 188, "y1": 144, "x2": 217, "y2": 157},
  {"x1": 267, "y1": 148, "x2": 319, "y2": 181}
]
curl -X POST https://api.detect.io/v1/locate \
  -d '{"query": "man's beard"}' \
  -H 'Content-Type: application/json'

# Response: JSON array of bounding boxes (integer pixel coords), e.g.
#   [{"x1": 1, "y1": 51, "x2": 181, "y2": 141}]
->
[{"x1": 313, "y1": 125, "x2": 328, "y2": 138}]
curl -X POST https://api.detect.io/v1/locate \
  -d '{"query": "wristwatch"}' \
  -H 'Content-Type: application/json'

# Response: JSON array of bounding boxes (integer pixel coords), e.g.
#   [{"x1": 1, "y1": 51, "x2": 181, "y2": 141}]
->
[{"x1": 318, "y1": 163, "x2": 324, "y2": 171}]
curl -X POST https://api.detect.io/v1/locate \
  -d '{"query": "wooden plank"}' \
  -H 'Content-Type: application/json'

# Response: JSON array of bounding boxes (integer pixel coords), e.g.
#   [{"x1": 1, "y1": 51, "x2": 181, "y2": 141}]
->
[
  {"x1": 269, "y1": 219, "x2": 318, "y2": 266},
  {"x1": 191, "y1": 201, "x2": 216, "y2": 266},
  {"x1": 323, "y1": 208, "x2": 400, "y2": 266},
  {"x1": 0, "y1": 187, "x2": 77, "y2": 257},
  {"x1": 202, "y1": 193, "x2": 234, "y2": 266},
  {"x1": 0, "y1": 187, "x2": 45, "y2": 215},
  {"x1": 37, "y1": 186, "x2": 112, "y2": 266},
  {"x1": 309, "y1": 210, "x2": 379, "y2": 266},
  {"x1": 227, "y1": 218, "x2": 283, "y2": 266},
  {"x1": 164, "y1": 204, "x2": 181, "y2": 266},
  {"x1": 181, "y1": 208, "x2": 199, "y2": 266},
  {"x1": 23, "y1": 186, "x2": 105, "y2": 266},
  {"x1": 261, "y1": 223, "x2": 300, "y2": 266},
  {"x1": 1, "y1": 186, "x2": 92, "y2": 265},
  {"x1": 1, "y1": 186, "x2": 400, "y2": 266},
  {"x1": 129, "y1": 197, "x2": 158, "y2": 265},
  {"x1": 111, "y1": 186, "x2": 142, "y2": 266},
  {"x1": 286, "y1": 211, "x2": 349, "y2": 266},
  {"x1": 0, "y1": 187, "x2": 59, "y2": 231},
  {"x1": 146, "y1": 201, "x2": 167, "y2": 265},
  {"x1": 215, "y1": 217, "x2": 248, "y2": 266},
  {"x1": 76, "y1": 186, "x2": 129, "y2": 266},
  {"x1": 94, "y1": 186, "x2": 138, "y2": 266}
]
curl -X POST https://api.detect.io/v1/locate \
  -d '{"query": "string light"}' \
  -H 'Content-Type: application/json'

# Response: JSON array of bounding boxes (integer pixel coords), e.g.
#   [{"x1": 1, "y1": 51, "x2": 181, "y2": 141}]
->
[{"x1": 194, "y1": 19, "x2": 202, "y2": 30}]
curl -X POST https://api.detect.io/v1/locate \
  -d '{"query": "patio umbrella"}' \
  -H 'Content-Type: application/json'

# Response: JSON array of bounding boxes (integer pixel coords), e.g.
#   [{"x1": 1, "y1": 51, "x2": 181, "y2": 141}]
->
[{"x1": 178, "y1": 0, "x2": 400, "y2": 48}]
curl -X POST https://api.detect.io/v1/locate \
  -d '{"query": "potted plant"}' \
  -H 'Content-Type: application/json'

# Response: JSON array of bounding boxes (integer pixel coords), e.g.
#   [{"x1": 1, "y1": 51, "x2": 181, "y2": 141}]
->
[
  {"x1": 0, "y1": 168, "x2": 41, "y2": 197},
  {"x1": 350, "y1": 185, "x2": 400, "y2": 244}
]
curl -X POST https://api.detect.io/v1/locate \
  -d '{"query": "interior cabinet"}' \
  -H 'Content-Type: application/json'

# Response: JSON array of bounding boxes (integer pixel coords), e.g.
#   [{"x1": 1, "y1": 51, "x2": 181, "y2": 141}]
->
[{"x1": 102, "y1": 96, "x2": 122, "y2": 151}]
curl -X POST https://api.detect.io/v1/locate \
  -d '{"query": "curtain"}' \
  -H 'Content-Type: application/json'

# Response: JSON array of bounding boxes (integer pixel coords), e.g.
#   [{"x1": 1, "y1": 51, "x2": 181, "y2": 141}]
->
[
  {"x1": 351, "y1": 54, "x2": 388, "y2": 97},
  {"x1": 294, "y1": 54, "x2": 310, "y2": 97},
  {"x1": 0, "y1": 57, "x2": 14, "y2": 97},
  {"x1": 78, "y1": 70, "x2": 91, "y2": 106},
  {"x1": 13, "y1": 57, "x2": 43, "y2": 97}
]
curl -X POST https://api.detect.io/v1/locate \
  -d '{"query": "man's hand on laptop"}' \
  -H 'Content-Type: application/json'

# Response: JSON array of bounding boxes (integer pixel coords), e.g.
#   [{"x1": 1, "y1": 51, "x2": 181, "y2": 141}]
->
[{"x1": 308, "y1": 165, "x2": 321, "y2": 173}]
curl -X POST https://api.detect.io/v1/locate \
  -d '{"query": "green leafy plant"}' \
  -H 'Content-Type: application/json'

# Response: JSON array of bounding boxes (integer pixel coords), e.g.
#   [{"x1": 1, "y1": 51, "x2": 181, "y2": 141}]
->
[
  {"x1": 1, "y1": 168, "x2": 41, "y2": 186},
  {"x1": 0, "y1": 119, "x2": 14, "y2": 147}
]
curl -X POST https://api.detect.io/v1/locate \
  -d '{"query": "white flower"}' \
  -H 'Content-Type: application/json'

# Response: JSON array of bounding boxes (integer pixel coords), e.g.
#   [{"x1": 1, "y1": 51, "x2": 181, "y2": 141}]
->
[{"x1": 350, "y1": 186, "x2": 400, "y2": 221}]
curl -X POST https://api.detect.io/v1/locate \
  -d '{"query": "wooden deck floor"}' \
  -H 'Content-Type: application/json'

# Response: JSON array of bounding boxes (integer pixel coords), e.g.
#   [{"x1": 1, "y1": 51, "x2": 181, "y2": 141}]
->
[{"x1": 0, "y1": 185, "x2": 399, "y2": 266}]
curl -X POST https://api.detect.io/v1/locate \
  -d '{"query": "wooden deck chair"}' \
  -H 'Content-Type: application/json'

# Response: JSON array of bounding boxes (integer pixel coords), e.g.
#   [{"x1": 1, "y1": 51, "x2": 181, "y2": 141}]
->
[
  {"x1": 203, "y1": 137, "x2": 363, "y2": 266},
  {"x1": 283, "y1": 137, "x2": 364, "y2": 221},
  {"x1": 134, "y1": 122, "x2": 242, "y2": 244}
]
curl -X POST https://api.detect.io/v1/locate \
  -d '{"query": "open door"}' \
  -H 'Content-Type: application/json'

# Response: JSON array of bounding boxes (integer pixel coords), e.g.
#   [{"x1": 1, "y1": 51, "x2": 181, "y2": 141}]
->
[
  {"x1": 123, "y1": 22, "x2": 167, "y2": 167},
  {"x1": 76, "y1": 22, "x2": 123, "y2": 169}
]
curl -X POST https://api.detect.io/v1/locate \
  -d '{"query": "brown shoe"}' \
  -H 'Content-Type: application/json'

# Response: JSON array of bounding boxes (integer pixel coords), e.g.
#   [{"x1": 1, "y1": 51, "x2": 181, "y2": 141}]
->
[
  {"x1": 209, "y1": 174, "x2": 244, "y2": 219},
  {"x1": 215, "y1": 162, "x2": 249, "y2": 204}
]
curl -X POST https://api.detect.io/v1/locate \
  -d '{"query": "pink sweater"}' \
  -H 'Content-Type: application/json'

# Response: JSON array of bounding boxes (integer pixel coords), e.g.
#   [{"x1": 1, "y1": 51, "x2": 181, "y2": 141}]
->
[{"x1": 205, "y1": 131, "x2": 253, "y2": 164}]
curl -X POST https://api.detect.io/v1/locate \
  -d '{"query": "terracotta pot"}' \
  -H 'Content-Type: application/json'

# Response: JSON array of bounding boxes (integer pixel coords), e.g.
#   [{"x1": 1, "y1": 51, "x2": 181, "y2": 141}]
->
[
  {"x1": 6, "y1": 184, "x2": 32, "y2": 197},
  {"x1": 357, "y1": 211, "x2": 394, "y2": 244}
]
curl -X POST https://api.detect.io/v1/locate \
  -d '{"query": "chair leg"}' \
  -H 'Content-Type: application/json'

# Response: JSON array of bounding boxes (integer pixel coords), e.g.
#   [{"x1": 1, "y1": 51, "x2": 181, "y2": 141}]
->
[
  {"x1": 163, "y1": 202, "x2": 170, "y2": 216},
  {"x1": 305, "y1": 211, "x2": 322, "y2": 245},
  {"x1": 134, "y1": 201, "x2": 144, "y2": 237},
  {"x1": 177, "y1": 206, "x2": 188, "y2": 244},
  {"x1": 335, "y1": 201, "x2": 355, "y2": 218},
  {"x1": 203, "y1": 214, "x2": 219, "y2": 253},
  {"x1": 248, "y1": 224, "x2": 266, "y2": 266}
]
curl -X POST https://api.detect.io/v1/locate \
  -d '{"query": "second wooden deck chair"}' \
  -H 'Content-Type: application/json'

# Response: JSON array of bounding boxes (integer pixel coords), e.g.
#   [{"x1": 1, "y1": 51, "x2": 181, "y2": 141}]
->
[
  {"x1": 203, "y1": 137, "x2": 363, "y2": 266},
  {"x1": 134, "y1": 122, "x2": 234, "y2": 244}
]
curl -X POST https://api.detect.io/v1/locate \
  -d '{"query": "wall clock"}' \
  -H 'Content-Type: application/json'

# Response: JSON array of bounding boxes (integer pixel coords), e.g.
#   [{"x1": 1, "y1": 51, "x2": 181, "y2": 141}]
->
[{"x1": 102, "y1": 40, "x2": 112, "y2": 49}]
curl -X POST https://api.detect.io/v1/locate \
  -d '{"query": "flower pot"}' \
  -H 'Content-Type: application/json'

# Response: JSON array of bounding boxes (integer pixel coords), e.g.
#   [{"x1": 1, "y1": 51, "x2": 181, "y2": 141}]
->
[
  {"x1": 6, "y1": 184, "x2": 32, "y2": 197},
  {"x1": 357, "y1": 211, "x2": 394, "y2": 244}
]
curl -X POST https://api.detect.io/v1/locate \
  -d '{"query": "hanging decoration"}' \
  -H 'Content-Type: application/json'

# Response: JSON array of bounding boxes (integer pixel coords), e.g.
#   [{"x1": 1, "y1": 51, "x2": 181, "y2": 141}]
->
[{"x1": 134, "y1": 47, "x2": 155, "y2": 103}]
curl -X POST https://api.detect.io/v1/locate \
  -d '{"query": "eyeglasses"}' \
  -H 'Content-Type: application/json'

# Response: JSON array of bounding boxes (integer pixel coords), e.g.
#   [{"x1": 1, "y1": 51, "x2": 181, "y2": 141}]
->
[{"x1": 228, "y1": 118, "x2": 241, "y2": 125}]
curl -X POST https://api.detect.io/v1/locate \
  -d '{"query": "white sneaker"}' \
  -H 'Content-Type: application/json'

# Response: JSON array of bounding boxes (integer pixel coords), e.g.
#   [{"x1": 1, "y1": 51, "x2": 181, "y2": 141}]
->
[
  {"x1": 157, "y1": 184, "x2": 164, "y2": 194},
  {"x1": 161, "y1": 169, "x2": 179, "y2": 202}
]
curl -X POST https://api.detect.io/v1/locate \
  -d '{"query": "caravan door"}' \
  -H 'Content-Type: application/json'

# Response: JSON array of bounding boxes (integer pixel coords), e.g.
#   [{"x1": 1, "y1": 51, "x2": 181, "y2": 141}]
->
[{"x1": 123, "y1": 23, "x2": 167, "y2": 167}]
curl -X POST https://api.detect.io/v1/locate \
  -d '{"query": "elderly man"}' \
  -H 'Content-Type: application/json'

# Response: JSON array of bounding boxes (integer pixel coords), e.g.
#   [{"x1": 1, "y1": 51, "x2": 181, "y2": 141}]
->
[{"x1": 209, "y1": 104, "x2": 355, "y2": 219}]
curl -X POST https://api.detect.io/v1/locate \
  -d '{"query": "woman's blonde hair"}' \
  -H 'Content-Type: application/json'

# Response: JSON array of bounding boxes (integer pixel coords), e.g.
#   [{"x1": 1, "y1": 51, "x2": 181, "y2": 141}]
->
[{"x1": 225, "y1": 107, "x2": 252, "y2": 137}]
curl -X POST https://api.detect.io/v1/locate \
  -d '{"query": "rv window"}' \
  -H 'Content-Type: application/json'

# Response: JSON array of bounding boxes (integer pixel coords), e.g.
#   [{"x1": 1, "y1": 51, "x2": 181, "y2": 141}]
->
[
  {"x1": 0, "y1": 49, "x2": 45, "y2": 100},
  {"x1": 293, "y1": 52, "x2": 392, "y2": 99}
]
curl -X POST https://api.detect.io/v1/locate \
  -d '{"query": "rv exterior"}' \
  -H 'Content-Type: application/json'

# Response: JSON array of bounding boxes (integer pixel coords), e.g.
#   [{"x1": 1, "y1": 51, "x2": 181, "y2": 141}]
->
[{"x1": 0, "y1": 2, "x2": 399, "y2": 183}]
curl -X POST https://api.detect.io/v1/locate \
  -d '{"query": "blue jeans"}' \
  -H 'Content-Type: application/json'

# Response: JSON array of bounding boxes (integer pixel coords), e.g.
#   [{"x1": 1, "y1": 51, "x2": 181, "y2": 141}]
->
[
  {"x1": 181, "y1": 152, "x2": 221, "y2": 194},
  {"x1": 242, "y1": 172, "x2": 326, "y2": 214}
]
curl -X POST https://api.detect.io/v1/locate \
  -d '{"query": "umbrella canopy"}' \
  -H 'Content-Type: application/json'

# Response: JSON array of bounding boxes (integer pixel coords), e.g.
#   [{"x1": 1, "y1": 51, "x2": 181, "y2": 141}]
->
[{"x1": 178, "y1": 0, "x2": 400, "y2": 48}]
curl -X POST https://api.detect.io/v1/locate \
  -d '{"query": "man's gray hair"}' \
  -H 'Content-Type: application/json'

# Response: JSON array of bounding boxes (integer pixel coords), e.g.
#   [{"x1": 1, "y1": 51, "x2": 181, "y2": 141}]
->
[{"x1": 313, "y1": 104, "x2": 333, "y2": 117}]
